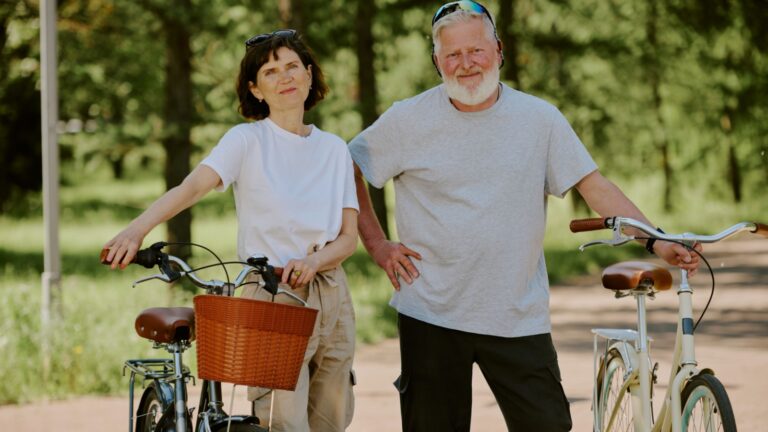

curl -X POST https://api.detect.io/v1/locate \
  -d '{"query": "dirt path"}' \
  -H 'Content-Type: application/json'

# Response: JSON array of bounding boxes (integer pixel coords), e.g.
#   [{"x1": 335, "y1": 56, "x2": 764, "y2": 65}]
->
[{"x1": 2, "y1": 238, "x2": 766, "y2": 431}]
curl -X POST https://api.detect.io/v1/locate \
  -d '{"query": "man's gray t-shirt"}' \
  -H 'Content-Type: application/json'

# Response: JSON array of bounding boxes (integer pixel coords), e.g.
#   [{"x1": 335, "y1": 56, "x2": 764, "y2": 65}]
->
[{"x1": 349, "y1": 84, "x2": 597, "y2": 338}]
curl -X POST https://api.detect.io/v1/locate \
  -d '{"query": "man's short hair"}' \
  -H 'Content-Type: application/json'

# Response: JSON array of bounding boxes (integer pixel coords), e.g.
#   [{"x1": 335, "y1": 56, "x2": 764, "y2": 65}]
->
[{"x1": 432, "y1": 10, "x2": 498, "y2": 54}]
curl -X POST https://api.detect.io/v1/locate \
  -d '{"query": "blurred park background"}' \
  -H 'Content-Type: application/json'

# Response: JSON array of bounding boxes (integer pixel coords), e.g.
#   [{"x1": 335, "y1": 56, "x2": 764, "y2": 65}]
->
[{"x1": 1, "y1": 0, "x2": 766, "y2": 406}]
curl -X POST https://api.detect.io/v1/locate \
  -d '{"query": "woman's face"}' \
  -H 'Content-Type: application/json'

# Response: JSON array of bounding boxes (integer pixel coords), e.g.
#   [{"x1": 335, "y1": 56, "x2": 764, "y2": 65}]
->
[{"x1": 249, "y1": 47, "x2": 312, "y2": 113}]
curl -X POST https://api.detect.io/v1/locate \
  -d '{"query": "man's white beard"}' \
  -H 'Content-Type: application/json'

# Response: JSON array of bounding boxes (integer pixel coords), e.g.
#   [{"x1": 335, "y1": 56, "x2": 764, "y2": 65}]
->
[{"x1": 443, "y1": 65, "x2": 500, "y2": 106}]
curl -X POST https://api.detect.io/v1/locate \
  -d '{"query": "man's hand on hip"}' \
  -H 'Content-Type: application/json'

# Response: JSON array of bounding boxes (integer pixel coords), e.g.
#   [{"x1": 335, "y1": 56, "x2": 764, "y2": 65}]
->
[{"x1": 371, "y1": 240, "x2": 422, "y2": 290}]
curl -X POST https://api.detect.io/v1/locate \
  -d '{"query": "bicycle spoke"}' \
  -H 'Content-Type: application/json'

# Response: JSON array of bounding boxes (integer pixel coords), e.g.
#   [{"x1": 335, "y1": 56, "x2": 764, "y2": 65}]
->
[{"x1": 600, "y1": 353, "x2": 634, "y2": 432}]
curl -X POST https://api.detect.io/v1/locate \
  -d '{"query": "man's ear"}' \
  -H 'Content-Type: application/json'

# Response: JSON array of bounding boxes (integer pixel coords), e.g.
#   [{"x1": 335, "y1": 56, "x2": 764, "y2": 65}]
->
[
  {"x1": 431, "y1": 52, "x2": 442, "y2": 77},
  {"x1": 497, "y1": 40, "x2": 505, "y2": 68}
]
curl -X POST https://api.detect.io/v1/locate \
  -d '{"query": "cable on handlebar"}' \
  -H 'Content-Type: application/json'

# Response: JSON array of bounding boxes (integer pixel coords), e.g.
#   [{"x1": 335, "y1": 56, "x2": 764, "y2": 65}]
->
[
  {"x1": 636, "y1": 237, "x2": 715, "y2": 332},
  {"x1": 164, "y1": 242, "x2": 231, "y2": 287}
]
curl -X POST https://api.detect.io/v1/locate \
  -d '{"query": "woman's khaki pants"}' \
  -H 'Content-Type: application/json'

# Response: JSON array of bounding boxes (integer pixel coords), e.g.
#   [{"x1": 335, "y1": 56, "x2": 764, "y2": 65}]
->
[{"x1": 242, "y1": 267, "x2": 355, "y2": 432}]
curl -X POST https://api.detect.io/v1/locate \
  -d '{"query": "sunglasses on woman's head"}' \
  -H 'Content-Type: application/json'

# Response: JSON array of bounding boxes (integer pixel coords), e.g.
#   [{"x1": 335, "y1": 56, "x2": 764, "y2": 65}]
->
[
  {"x1": 244, "y1": 29, "x2": 297, "y2": 48},
  {"x1": 432, "y1": 1, "x2": 494, "y2": 26}
]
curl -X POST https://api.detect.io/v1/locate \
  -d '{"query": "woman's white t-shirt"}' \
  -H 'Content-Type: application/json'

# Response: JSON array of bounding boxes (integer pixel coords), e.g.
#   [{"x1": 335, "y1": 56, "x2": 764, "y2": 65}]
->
[{"x1": 201, "y1": 118, "x2": 359, "y2": 266}]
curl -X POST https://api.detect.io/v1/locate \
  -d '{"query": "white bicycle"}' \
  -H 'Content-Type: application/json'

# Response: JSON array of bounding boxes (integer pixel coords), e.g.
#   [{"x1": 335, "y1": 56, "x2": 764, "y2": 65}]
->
[{"x1": 570, "y1": 217, "x2": 767, "y2": 432}]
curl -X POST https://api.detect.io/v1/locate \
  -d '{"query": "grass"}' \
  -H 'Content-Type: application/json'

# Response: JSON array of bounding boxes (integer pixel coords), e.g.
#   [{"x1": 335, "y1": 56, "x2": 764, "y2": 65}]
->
[{"x1": 1, "y1": 168, "x2": 764, "y2": 404}]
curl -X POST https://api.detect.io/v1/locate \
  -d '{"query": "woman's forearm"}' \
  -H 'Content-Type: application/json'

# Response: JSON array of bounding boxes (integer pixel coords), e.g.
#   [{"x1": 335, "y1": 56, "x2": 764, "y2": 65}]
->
[{"x1": 309, "y1": 208, "x2": 359, "y2": 271}]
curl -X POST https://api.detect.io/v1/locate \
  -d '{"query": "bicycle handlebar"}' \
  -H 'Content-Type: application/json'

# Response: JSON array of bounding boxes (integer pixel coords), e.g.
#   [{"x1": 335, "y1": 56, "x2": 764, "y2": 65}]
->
[
  {"x1": 569, "y1": 218, "x2": 611, "y2": 233},
  {"x1": 569, "y1": 217, "x2": 768, "y2": 250},
  {"x1": 99, "y1": 243, "x2": 289, "y2": 296}
]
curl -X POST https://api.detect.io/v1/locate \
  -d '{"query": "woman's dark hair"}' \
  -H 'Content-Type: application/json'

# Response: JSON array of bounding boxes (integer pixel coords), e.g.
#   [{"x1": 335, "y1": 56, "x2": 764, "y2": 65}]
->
[{"x1": 236, "y1": 31, "x2": 329, "y2": 120}]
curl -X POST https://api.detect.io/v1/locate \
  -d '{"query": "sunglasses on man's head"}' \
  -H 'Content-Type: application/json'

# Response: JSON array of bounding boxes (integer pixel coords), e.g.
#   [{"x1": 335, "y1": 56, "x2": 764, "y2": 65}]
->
[
  {"x1": 432, "y1": 1, "x2": 494, "y2": 26},
  {"x1": 244, "y1": 29, "x2": 297, "y2": 48}
]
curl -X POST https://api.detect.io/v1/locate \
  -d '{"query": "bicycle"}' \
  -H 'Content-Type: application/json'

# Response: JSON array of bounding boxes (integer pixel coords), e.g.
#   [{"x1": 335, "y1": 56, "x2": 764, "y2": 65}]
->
[
  {"x1": 569, "y1": 217, "x2": 767, "y2": 432},
  {"x1": 100, "y1": 241, "x2": 314, "y2": 432}
]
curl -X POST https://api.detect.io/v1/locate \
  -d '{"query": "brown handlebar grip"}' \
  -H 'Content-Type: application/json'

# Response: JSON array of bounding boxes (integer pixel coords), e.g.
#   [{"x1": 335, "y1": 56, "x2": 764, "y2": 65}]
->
[
  {"x1": 569, "y1": 218, "x2": 608, "y2": 233},
  {"x1": 273, "y1": 267, "x2": 284, "y2": 278},
  {"x1": 753, "y1": 222, "x2": 768, "y2": 238}
]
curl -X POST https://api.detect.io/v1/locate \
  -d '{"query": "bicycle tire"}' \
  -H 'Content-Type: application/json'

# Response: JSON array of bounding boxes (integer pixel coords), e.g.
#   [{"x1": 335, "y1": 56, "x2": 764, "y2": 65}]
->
[
  {"x1": 681, "y1": 374, "x2": 737, "y2": 432},
  {"x1": 596, "y1": 349, "x2": 635, "y2": 431},
  {"x1": 135, "y1": 382, "x2": 192, "y2": 432},
  {"x1": 135, "y1": 384, "x2": 164, "y2": 432}
]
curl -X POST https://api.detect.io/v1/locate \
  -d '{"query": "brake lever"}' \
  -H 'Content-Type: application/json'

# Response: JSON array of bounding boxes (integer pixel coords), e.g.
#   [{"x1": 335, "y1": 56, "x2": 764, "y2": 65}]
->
[
  {"x1": 132, "y1": 273, "x2": 172, "y2": 288},
  {"x1": 578, "y1": 236, "x2": 635, "y2": 251}
]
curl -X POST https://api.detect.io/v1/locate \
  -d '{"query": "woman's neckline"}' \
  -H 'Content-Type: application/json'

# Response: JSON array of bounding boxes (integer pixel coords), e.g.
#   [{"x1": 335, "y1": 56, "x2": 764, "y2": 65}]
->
[{"x1": 265, "y1": 117, "x2": 314, "y2": 138}]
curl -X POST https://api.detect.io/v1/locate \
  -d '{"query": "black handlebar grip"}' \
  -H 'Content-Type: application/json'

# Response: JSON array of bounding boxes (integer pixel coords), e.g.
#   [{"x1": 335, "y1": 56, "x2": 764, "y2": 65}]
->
[
  {"x1": 569, "y1": 218, "x2": 609, "y2": 233},
  {"x1": 261, "y1": 266, "x2": 280, "y2": 295},
  {"x1": 99, "y1": 246, "x2": 163, "y2": 268},
  {"x1": 133, "y1": 248, "x2": 161, "y2": 268},
  {"x1": 753, "y1": 222, "x2": 768, "y2": 238}
]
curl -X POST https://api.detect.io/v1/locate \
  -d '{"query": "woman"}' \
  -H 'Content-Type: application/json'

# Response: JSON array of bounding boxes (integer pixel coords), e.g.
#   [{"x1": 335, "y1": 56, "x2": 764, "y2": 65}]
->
[{"x1": 103, "y1": 30, "x2": 358, "y2": 431}]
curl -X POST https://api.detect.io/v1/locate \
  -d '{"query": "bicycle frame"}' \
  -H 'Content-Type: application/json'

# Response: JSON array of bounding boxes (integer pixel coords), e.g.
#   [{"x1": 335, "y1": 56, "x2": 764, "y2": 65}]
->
[
  {"x1": 577, "y1": 217, "x2": 768, "y2": 432},
  {"x1": 105, "y1": 244, "x2": 303, "y2": 432},
  {"x1": 593, "y1": 269, "x2": 699, "y2": 432}
]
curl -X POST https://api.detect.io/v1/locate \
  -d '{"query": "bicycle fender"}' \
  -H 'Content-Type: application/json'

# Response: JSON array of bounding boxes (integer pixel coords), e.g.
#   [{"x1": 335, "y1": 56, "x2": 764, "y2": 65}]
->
[
  {"x1": 152, "y1": 381, "x2": 190, "y2": 431},
  {"x1": 137, "y1": 382, "x2": 190, "y2": 431},
  {"x1": 607, "y1": 341, "x2": 640, "y2": 377},
  {"x1": 153, "y1": 380, "x2": 176, "y2": 408},
  {"x1": 694, "y1": 367, "x2": 715, "y2": 377}
]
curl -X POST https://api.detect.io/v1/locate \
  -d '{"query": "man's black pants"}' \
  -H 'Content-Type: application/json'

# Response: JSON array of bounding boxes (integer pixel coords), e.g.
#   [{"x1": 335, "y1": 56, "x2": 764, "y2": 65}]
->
[{"x1": 396, "y1": 314, "x2": 572, "y2": 432}]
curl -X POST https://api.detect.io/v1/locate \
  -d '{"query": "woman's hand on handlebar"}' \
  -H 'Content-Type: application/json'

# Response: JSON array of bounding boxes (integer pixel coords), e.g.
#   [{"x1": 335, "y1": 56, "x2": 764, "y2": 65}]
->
[
  {"x1": 282, "y1": 256, "x2": 320, "y2": 288},
  {"x1": 103, "y1": 225, "x2": 147, "y2": 270},
  {"x1": 655, "y1": 241, "x2": 703, "y2": 276}
]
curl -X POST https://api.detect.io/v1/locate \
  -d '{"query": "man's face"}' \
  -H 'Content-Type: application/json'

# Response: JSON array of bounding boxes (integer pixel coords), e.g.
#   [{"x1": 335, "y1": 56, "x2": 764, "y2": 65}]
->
[{"x1": 434, "y1": 18, "x2": 501, "y2": 106}]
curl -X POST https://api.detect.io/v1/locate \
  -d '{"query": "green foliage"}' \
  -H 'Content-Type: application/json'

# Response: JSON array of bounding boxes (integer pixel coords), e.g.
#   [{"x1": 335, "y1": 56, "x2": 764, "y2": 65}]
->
[
  {"x1": 0, "y1": 1, "x2": 42, "y2": 213},
  {"x1": 2, "y1": 163, "x2": 766, "y2": 403},
  {"x1": 2, "y1": 0, "x2": 768, "y2": 404},
  {"x1": 4, "y1": 0, "x2": 767, "y2": 211}
]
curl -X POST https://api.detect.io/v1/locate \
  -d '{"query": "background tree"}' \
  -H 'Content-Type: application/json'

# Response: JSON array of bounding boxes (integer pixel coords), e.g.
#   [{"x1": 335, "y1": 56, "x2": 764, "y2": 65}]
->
[
  {"x1": 4, "y1": 0, "x2": 766, "y2": 239},
  {"x1": 0, "y1": 1, "x2": 42, "y2": 215},
  {"x1": 356, "y1": 0, "x2": 391, "y2": 238}
]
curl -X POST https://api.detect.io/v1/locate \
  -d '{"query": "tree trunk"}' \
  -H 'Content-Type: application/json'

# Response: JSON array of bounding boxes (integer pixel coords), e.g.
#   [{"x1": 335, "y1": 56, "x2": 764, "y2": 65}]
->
[
  {"x1": 728, "y1": 142, "x2": 742, "y2": 202},
  {"x1": 279, "y1": 0, "x2": 304, "y2": 31},
  {"x1": 498, "y1": 0, "x2": 521, "y2": 89},
  {"x1": 728, "y1": 142, "x2": 742, "y2": 203},
  {"x1": 110, "y1": 156, "x2": 124, "y2": 179},
  {"x1": 646, "y1": 0, "x2": 673, "y2": 211},
  {"x1": 279, "y1": 0, "x2": 320, "y2": 126},
  {"x1": 357, "y1": 0, "x2": 390, "y2": 238},
  {"x1": 722, "y1": 113, "x2": 742, "y2": 203},
  {"x1": 763, "y1": 145, "x2": 768, "y2": 185},
  {"x1": 161, "y1": 5, "x2": 194, "y2": 260}
]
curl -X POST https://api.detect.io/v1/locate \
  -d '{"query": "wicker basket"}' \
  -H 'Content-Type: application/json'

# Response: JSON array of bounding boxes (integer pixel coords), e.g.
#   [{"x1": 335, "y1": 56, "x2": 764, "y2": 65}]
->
[{"x1": 193, "y1": 295, "x2": 317, "y2": 390}]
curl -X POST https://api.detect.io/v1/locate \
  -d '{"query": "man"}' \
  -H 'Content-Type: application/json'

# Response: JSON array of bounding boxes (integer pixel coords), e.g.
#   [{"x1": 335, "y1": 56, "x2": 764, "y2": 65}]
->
[{"x1": 348, "y1": 1, "x2": 700, "y2": 431}]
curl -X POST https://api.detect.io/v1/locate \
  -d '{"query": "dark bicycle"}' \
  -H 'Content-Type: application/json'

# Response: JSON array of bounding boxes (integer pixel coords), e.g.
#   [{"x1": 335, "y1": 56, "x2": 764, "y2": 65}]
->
[{"x1": 101, "y1": 242, "x2": 314, "y2": 432}]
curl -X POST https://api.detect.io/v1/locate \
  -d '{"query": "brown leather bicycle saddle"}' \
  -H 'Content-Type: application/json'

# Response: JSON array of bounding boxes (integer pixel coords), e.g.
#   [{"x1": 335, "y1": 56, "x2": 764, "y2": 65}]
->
[
  {"x1": 602, "y1": 261, "x2": 672, "y2": 291},
  {"x1": 135, "y1": 307, "x2": 195, "y2": 343}
]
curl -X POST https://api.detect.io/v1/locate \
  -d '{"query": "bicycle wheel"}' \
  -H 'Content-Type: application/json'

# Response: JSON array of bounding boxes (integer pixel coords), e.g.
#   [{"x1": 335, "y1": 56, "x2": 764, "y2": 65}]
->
[
  {"x1": 596, "y1": 349, "x2": 635, "y2": 431},
  {"x1": 681, "y1": 374, "x2": 736, "y2": 432},
  {"x1": 135, "y1": 382, "x2": 192, "y2": 431},
  {"x1": 135, "y1": 384, "x2": 163, "y2": 432}
]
